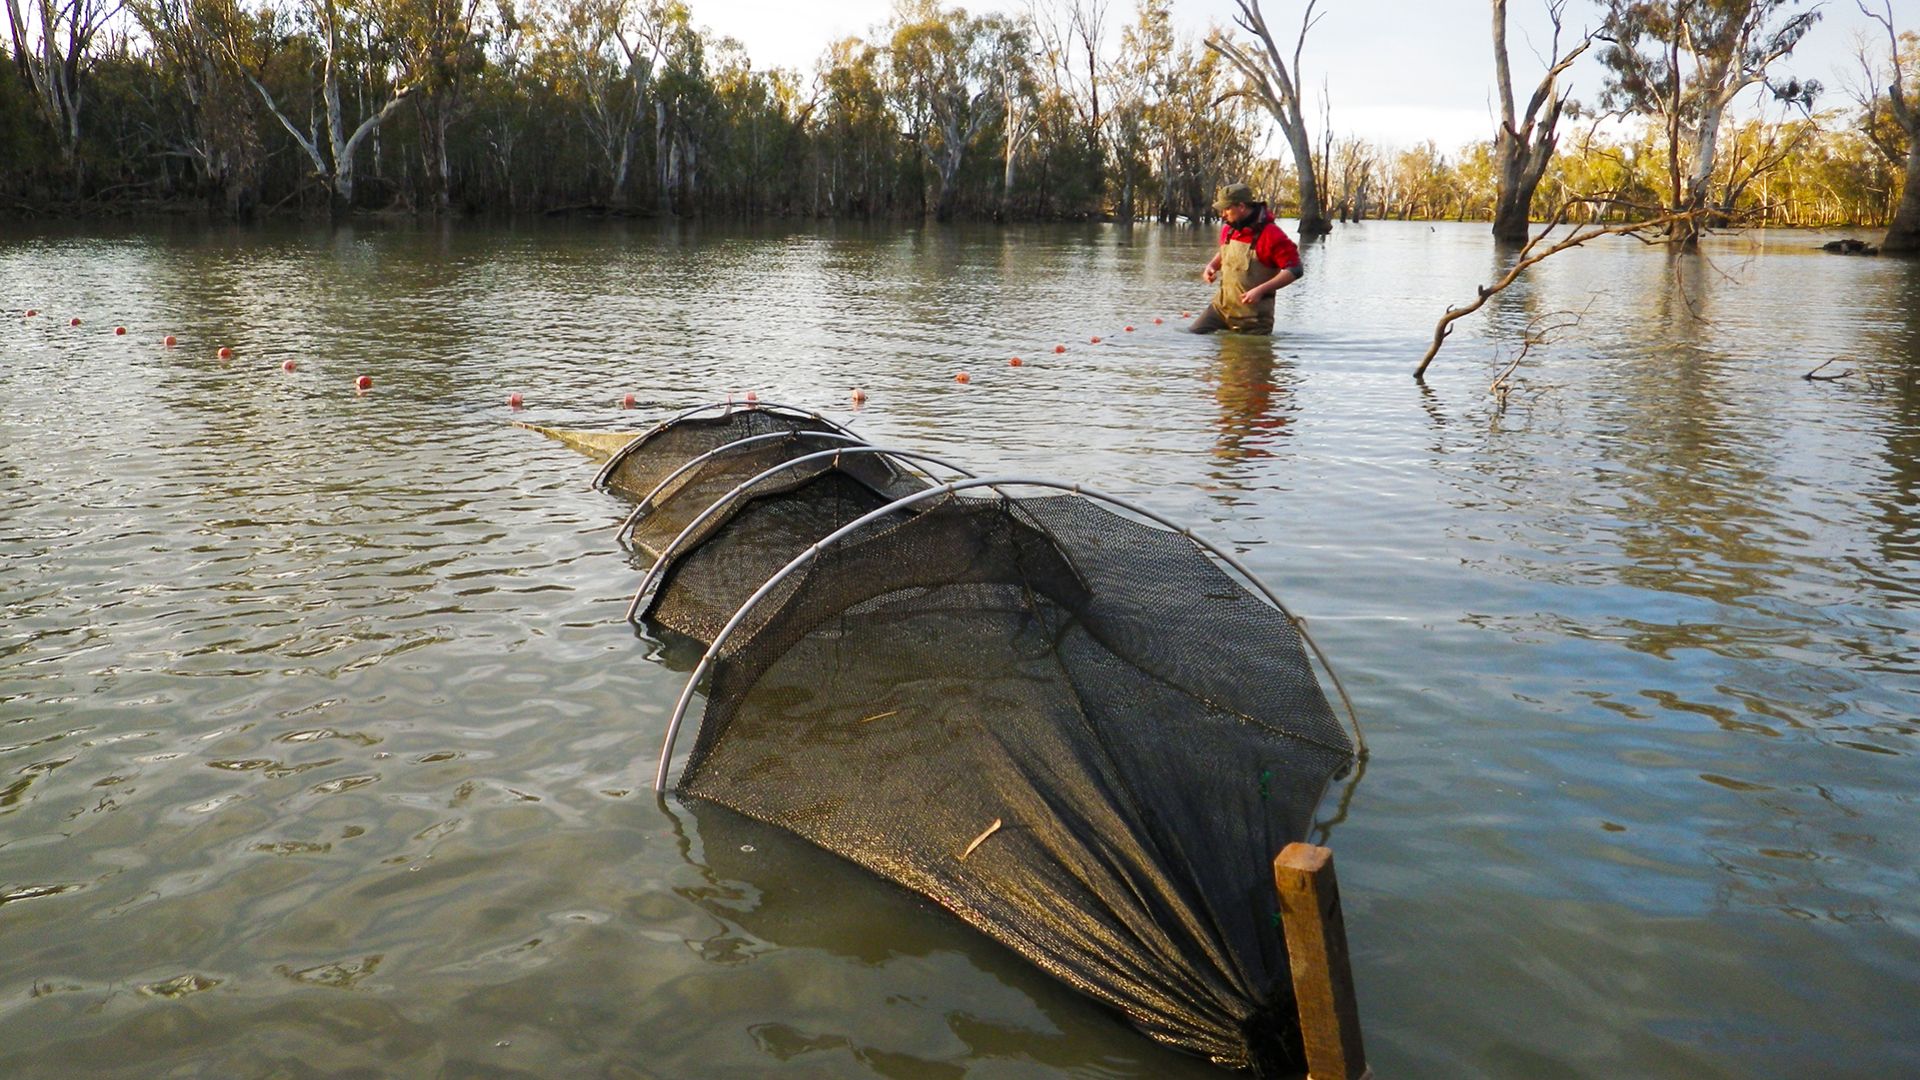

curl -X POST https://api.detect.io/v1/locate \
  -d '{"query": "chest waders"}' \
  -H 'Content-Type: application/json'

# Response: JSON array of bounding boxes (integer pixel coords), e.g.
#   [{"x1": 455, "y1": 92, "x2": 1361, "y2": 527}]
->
[{"x1": 1214, "y1": 233, "x2": 1279, "y2": 334}]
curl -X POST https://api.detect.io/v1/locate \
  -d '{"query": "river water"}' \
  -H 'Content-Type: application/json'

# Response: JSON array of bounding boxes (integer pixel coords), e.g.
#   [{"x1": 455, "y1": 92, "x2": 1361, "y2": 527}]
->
[{"x1": 1, "y1": 219, "x2": 1915, "y2": 1079}]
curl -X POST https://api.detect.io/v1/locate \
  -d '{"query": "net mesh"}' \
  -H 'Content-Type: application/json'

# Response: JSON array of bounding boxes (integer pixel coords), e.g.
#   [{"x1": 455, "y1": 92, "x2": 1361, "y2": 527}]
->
[
  {"x1": 642, "y1": 471, "x2": 916, "y2": 645},
  {"x1": 625, "y1": 439, "x2": 923, "y2": 563},
  {"x1": 675, "y1": 493, "x2": 1353, "y2": 1072},
  {"x1": 600, "y1": 408, "x2": 851, "y2": 502},
  {"x1": 590, "y1": 406, "x2": 1356, "y2": 1073}
]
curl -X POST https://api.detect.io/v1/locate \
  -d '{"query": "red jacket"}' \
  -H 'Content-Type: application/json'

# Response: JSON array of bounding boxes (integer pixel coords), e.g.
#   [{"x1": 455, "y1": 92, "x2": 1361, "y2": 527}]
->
[{"x1": 1220, "y1": 208, "x2": 1302, "y2": 274}]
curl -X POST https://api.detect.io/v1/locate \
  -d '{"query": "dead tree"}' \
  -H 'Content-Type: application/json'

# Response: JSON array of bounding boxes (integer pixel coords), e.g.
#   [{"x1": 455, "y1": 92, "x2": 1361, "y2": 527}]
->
[
  {"x1": 1205, "y1": 0, "x2": 1331, "y2": 235},
  {"x1": 5, "y1": 0, "x2": 122, "y2": 178},
  {"x1": 1857, "y1": 0, "x2": 1917, "y2": 253},
  {"x1": 1490, "y1": 0, "x2": 1590, "y2": 242}
]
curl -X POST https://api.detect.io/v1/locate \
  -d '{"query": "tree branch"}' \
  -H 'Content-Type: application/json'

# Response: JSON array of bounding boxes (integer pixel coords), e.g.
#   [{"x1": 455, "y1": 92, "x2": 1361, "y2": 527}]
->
[{"x1": 1414, "y1": 198, "x2": 1709, "y2": 380}]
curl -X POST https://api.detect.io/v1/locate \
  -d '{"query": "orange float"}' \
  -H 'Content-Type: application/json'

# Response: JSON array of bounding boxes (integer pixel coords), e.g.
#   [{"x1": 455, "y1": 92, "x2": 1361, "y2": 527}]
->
[{"x1": 355, "y1": 375, "x2": 373, "y2": 391}]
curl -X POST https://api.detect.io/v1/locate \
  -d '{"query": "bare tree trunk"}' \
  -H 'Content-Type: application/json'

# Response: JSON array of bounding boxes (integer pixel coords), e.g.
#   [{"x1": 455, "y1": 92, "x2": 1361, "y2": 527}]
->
[
  {"x1": 1862, "y1": 1, "x2": 1917, "y2": 252},
  {"x1": 936, "y1": 152, "x2": 961, "y2": 222},
  {"x1": 1206, "y1": 0, "x2": 1331, "y2": 234},
  {"x1": 1888, "y1": 138, "x2": 1920, "y2": 253},
  {"x1": 1490, "y1": 0, "x2": 1588, "y2": 242}
]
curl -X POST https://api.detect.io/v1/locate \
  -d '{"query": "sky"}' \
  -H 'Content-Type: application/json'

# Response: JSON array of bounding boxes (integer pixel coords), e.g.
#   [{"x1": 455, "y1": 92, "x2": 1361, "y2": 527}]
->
[{"x1": 680, "y1": 0, "x2": 1898, "y2": 150}]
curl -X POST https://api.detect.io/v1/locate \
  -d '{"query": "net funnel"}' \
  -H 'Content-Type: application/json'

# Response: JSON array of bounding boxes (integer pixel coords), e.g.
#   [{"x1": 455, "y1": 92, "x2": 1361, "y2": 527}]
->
[
  {"x1": 593, "y1": 402, "x2": 863, "y2": 502},
  {"x1": 624, "y1": 435, "x2": 925, "y2": 563},
  {"x1": 635, "y1": 447, "x2": 975, "y2": 646},
  {"x1": 669, "y1": 483, "x2": 1357, "y2": 1073}
]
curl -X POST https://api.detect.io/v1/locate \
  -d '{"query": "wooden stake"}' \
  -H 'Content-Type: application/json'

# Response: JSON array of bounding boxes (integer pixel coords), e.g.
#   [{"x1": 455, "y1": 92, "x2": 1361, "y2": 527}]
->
[{"x1": 1275, "y1": 843, "x2": 1370, "y2": 1080}]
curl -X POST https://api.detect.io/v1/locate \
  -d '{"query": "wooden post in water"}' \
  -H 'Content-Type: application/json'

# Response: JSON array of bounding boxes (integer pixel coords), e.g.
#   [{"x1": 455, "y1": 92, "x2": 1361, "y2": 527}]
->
[{"x1": 1275, "y1": 843, "x2": 1370, "y2": 1080}]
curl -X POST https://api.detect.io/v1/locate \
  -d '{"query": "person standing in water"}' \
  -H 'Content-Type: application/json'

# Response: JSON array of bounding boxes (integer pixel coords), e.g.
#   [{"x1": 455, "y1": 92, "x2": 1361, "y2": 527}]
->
[{"x1": 1191, "y1": 182, "x2": 1303, "y2": 334}]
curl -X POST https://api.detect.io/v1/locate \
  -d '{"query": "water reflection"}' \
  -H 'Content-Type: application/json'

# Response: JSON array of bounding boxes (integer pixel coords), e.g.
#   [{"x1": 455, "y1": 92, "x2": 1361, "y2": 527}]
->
[
  {"x1": 2, "y1": 221, "x2": 1919, "y2": 1080},
  {"x1": 1205, "y1": 334, "x2": 1293, "y2": 462},
  {"x1": 665, "y1": 801, "x2": 1217, "y2": 1078}
]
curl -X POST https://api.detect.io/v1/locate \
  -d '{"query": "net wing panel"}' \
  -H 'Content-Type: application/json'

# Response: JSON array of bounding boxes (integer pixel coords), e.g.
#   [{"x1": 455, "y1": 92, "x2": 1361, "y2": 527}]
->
[{"x1": 677, "y1": 494, "x2": 1351, "y2": 1070}]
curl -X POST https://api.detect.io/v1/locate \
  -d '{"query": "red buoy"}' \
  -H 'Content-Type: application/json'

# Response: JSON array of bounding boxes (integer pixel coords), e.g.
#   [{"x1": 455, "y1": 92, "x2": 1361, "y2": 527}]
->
[
  {"x1": 1053, "y1": 344, "x2": 1066, "y2": 354},
  {"x1": 1153, "y1": 318, "x2": 1163, "y2": 325},
  {"x1": 1009, "y1": 356, "x2": 1023, "y2": 367},
  {"x1": 69, "y1": 317, "x2": 81, "y2": 327},
  {"x1": 1124, "y1": 326, "x2": 1135, "y2": 332},
  {"x1": 507, "y1": 392, "x2": 524, "y2": 409},
  {"x1": 621, "y1": 393, "x2": 637, "y2": 409},
  {"x1": 163, "y1": 334, "x2": 177, "y2": 347},
  {"x1": 955, "y1": 372, "x2": 970, "y2": 384},
  {"x1": 22, "y1": 309, "x2": 35, "y2": 318},
  {"x1": 744, "y1": 390, "x2": 759, "y2": 405},
  {"x1": 1090, "y1": 336, "x2": 1102, "y2": 344},
  {"x1": 1181, "y1": 311, "x2": 1192, "y2": 318},
  {"x1": 281, "y1": 359, "x2": 297, "y2": 372},
  {"x1": 114, "y1": 326, "x2": 127, "y2": 336},
  {"x1": 850, "y1": 387, "x2": 868, "y2": 404},
  {"x1": 355, "y1": 375, "x2": 373, "y2": 391},
  {"x1": 217, "y1": 346, "x2": 234, "y2": 359}
]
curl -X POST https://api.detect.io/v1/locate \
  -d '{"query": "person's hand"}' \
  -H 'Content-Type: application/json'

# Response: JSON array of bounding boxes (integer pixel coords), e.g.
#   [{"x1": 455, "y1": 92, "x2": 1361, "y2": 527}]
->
[
  {"x1": 1239, "y1": 286, "x2": 1265, "y2": 305},
  {"x1": 1202, "y1": 264, "x2": 1217, "y2": 284}
]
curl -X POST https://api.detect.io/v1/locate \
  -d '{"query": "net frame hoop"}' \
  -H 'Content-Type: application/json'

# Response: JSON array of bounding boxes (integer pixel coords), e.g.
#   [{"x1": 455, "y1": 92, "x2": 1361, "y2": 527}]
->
[
  {"x1": 624, "y1": 445, "x2": 980, "y2": 624},
  {"x1": 653, "y1": 477, "x2": 1364, "y2": 792},
  {"x1": 591, "y1": 400, "x2": 860, "y2": 491},
  {"x1": 614, "y1": 430, "x2": 870, "y2": 540}
]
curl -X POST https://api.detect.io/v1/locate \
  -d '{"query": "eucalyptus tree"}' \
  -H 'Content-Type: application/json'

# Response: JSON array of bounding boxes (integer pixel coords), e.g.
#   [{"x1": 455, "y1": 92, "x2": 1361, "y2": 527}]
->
[
  {"x1": 5, "y1": 0, "x2": 122, "y2": 175},
  {"x1": 1204, "y1": 0, "x2": 1330, "y2": 234},
  {"x1": 1026, "y1": 0, "x2": 1107, "y2": 190},
  {"x1": 387, "y1": 0, "x2": 485, "y2": 210},
  {"x1": 1112, "y1": 0, "x2": 1169, "y2": 221},
  {"x1": 1596, "y1": 0, "x2": 1822, "y2": 244},
  {"x1": 886, "y1": 1, "x2": 1013, "y2": 221},
  {"x1": 232, "y1": 0, "x2": 420, "y2": 211},
  {"x1": 814, "y1": 36, "x2": 896, "y2": 215},
  {"x1": 648, "y1": 4, "x2": 706, "y2": 213},
  {"x1": 993, "y1": 20, "x2": 1039, "y2": 218},
  {"x1": 1854, "y1": 0, "x2": 1915, "y2": 252},
  {"x1": 1490, "y1": 0, "x2": 1591, "y2": 240},
  {"x1": 1154, "y1": 34, "x2": 1257, "y2": 221},
  {"x1": 538, "y1": 0, "x2": 675, "y2": 206},
  {"x1": 128, "y1": 0, "x2": 261, "y2": 211}
]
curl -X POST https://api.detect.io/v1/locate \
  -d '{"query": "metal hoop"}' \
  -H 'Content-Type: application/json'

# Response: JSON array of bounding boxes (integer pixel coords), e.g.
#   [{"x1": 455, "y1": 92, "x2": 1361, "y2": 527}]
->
[
  {"x1": 652, "y1": 477, "x2": 1363, "y2": 792},
  {"x1": 591, "y1": 399, "x2": 861, "y2": 492},
  {"x1": 613, "y1": 430, "x2": 870, "y2": 540},
  {"x1": 624, "y1": 445, "x2": 980, "y2": 624}
]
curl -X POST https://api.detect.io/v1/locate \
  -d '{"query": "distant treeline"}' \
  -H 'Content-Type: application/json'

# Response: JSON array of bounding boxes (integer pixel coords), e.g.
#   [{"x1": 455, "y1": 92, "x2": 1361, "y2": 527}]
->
[{"x1": 0, "y1": 0, "x2": 1911, "y2": 227}]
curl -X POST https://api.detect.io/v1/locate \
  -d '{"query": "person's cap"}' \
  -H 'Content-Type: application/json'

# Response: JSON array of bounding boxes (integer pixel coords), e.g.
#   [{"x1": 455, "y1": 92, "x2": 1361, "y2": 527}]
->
[{"x1": 1212, "y1": 182, "x2": 1255, "y2": 211}]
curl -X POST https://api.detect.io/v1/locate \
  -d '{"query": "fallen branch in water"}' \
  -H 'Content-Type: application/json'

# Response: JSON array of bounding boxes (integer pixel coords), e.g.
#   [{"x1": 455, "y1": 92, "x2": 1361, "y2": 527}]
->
[
  {"x1": 1414, "y1": 199, "x2": 1709, "y2": 381},
  {"x1": 1802, "y1": 359, "x2": 1856, "y2": 381}
]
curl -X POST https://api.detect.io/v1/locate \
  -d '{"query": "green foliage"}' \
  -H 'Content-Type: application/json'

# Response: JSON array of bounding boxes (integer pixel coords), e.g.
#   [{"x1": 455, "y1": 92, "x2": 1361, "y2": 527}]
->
[{"x1": 0, "y1": 0, "x2": 1902, "y2": 224}]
